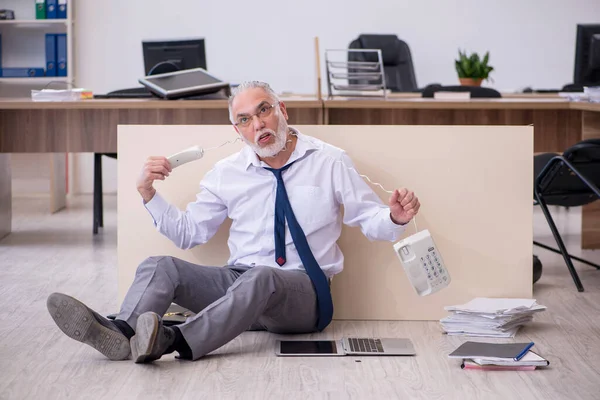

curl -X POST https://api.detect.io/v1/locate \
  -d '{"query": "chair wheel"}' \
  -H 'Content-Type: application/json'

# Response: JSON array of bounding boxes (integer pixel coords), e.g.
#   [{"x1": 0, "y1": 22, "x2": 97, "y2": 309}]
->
[{"x1": 533, "y1": 255, "x2": 543, "y2": 284}]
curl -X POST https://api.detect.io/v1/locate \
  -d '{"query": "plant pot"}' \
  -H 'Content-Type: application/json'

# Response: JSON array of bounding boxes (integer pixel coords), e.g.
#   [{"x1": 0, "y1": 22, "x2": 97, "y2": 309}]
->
[{"x1": 459, "y1": 78, "x2": 483, "y2": 87}]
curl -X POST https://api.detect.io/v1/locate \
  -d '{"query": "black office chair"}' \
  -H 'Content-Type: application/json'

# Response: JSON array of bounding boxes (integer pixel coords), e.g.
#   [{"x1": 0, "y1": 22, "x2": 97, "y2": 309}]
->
[
  {"x1": 561, "y1": 83, "x2": 585, "y2": 92},
  {"x1": 348, "y1": 34, "x2": 420, "y2": 92},
  {"x1": 93, "y1": 153, "x2": 117, "y2": 234},
  {"x1": 422, "y1": 85, "x2": 502, "y2": 98},
  {"x1": 533, "y1": 139, "x2": 600, "y2": 291}
]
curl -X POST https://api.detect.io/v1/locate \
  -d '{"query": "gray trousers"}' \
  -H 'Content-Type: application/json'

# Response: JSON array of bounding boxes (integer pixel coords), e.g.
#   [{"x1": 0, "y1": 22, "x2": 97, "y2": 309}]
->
[{"x1": 116, "y1": 256, "x2": 319, "y2": 360}]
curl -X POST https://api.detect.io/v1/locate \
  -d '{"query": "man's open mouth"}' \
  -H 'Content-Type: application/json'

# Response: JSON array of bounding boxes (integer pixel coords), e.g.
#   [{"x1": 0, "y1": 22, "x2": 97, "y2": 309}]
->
[{"x1": 258, "y1": 132, "x2": 271, "y2": 143}]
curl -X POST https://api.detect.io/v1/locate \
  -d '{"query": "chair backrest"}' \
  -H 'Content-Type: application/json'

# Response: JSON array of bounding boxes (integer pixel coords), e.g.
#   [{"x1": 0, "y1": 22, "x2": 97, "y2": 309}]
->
[
  {"x1": 422, "y1": 85, "x2": 502, "y2": 98},
  {"x1": 537, "y1": 139, "x2": 600, "y2": 206},
  {"x1": 348, "y1": 34, "x2": 418, "y2": 92}
]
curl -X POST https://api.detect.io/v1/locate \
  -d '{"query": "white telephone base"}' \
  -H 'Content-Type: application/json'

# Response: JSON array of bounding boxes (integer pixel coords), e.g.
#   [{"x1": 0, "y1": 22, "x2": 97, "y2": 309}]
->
[
  {"x1": 167, "y1": 145, "x2": 204, "y2": 169},
  {"x1": 393, "y1": 229, "x2": 451, "y2": 296}
]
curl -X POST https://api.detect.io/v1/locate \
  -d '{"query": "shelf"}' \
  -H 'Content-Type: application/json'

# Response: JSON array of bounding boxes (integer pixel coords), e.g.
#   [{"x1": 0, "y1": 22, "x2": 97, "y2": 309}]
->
[
  {"x1": 0, "y1": 77, "x2": 71, "y2": 83},
  {"x1": 0, "y1": 1, "x2": 75, "y2": 93},
  {"x1": 0, "y1": 19, "x2": 69, "y2": 27}
]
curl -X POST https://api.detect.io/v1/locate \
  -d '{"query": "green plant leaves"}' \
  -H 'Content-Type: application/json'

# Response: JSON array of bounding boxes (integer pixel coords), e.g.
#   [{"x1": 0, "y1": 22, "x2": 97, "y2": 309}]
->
[{"x1": 454, "y1": 49, "x2": 494, "y2": 80}]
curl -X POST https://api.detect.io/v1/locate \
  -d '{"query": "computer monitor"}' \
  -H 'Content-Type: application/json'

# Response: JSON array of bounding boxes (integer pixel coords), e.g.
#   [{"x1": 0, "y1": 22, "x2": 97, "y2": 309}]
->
[
  {"x1": 142, "y1": 38, "x2": 206, "y2": 76},
  {"x1": 574, "y1": 24, "x2": 600, "y2": 86}
]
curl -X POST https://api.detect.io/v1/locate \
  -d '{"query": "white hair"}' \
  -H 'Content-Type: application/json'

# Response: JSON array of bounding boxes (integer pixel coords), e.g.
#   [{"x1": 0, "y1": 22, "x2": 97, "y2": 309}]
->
[{"x1": 228, "y1": 81, "x2": 280, "y2": 124}]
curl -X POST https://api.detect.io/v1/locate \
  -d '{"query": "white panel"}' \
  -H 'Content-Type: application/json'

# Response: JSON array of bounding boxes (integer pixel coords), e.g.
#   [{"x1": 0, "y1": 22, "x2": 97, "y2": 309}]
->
[{"x1": 117, "y1": 125, "x2": 533, "y2": 320}]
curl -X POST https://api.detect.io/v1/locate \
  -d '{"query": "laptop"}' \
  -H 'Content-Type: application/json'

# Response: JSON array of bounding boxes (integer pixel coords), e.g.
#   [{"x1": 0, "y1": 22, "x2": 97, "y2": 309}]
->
[
  {"x1": 138, "y1": 67, "x2": 231, "y2": 100},
  {"x1": 275, "y1": 337, "x2": 416, "y2": 357}
]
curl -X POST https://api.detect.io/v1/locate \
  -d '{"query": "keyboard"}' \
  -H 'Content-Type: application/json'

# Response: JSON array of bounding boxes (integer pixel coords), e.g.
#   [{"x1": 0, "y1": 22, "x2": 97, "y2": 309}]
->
[
  {"x1": 94, "y1": 87, "x2": 154, "y2": 99},
  {"x1": 94, "y1": 88, "x2": 228, "y2": 100},
  {"x1": 348, "y1": 338, "x2": 384, "y2": 353}
]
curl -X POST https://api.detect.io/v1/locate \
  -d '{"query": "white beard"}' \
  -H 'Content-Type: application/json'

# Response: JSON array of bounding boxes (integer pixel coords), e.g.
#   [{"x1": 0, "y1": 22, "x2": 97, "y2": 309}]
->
[{"x1": 242, "y1": 111, "x2": 289, "y2": 158}]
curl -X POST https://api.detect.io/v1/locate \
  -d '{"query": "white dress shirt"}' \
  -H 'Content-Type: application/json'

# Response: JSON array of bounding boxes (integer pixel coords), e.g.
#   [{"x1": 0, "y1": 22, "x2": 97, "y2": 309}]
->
[{"x1": 144, "y1": 129, "x2": 406, "y2": 278}]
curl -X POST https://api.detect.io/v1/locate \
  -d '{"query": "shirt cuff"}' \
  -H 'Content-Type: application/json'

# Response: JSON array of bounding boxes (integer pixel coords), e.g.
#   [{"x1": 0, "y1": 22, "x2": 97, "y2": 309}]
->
[
  {"x1": 380, "y1": 209, "x2": 407, "y2": 240},
  {"x1": 144, "y1": 192, "x2": 169, "y2": 225}
]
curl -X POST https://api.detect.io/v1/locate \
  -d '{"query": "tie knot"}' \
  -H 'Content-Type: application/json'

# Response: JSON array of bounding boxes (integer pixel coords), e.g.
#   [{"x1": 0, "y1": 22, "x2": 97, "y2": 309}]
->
[{"x1": 265, "y1": 161, "x2": 294, "y2": 178}]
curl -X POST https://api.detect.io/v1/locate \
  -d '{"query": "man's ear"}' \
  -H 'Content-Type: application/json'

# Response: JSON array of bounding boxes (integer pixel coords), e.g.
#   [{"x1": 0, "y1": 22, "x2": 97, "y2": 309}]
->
[{"x1": 279, "y1": 101, "x2": 289, "y2": 121}]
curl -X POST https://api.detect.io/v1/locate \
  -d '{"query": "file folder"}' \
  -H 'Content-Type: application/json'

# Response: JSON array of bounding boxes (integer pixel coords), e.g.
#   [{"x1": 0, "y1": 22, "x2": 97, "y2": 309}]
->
[
  {"x1": 449, "y1": 341, "x2": 535, "y2": 362},
  {"x1": 0, "y1": 68, "x2": 45, "y2": 77},
  {"x1": 36, "y1": 0, "x2": 46, "y2": 19},
  {"x1": 57, "y1": 0, "x2": 67, "y2": 19},
  {"x1": 46, "y1": 0, "x2": 57, "y2": 19},
  {"x1": 56, "y1": 33, "x2": 67, "y2": 77},
  {"x1": 45, "y1": 34, "x2": 57, "y2": 77}
]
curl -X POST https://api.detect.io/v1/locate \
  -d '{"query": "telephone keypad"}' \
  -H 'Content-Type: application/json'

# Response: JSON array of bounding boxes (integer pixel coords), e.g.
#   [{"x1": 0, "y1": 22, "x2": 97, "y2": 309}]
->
[
  {"x1": 393, "y1": 230, "x2": 451, "y2": 296},
  {"x1": 425, "y1": 247, "x2": 449, "y2": 288}
]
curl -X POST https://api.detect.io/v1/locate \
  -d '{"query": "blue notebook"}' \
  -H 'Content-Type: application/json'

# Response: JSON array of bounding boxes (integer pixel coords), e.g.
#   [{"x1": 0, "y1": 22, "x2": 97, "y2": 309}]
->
[
  {"x1": 56, "y1": 33, "x2": 67, "y2": 77},
  {"x1": 448, "y1": 341, "x2": 534, "y2": 362},
  {"x1": 46, "y1": 0, "x2": 57, "y2": 19},
  {"x1": 57, "y1": 0, "x2": 67, "y2": 19},
  {"x1": 45, "y1": 34, "x2": 57, "y2": 77}
]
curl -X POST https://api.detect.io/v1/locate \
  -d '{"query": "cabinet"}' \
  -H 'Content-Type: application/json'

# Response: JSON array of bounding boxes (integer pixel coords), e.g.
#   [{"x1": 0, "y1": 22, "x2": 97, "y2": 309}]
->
[
  {"x1": 0, "y1": 1, "x2": 74, "y2": 212},
  {"x1": 0, "y1": 0, "x2": 74, "y2": 91}
]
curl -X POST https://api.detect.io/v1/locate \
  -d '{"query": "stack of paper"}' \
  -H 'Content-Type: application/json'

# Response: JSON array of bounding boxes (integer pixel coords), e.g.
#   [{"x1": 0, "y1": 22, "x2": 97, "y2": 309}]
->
[
  {"x1": 31, "y1": 88, "x2": 92, "y2": 102},
  {"x1": 440, "y1": 298, "x2": 547, "y2": 338}
]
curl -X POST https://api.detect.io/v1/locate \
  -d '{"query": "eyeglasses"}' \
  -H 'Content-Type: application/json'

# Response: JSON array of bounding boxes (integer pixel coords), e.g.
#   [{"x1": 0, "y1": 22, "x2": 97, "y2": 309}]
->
[{"x1": 234, "y1": 102, "x2": 279, "y2": 128}]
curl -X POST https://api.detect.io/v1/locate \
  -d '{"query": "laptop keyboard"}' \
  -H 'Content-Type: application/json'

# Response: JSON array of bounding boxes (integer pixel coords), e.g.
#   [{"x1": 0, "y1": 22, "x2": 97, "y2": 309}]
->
[{"x1": 348, "y1": 338, "x2": 384, "y2": 353}]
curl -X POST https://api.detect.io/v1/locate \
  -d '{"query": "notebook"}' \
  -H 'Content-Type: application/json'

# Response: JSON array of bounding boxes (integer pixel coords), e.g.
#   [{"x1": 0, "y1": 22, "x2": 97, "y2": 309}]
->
[
  {"x1": 448, "y1": 341, "x2": 534, "y2": 362},
  {"x1": 471, "y1": 350, "x2": 550, "y2": 367}
]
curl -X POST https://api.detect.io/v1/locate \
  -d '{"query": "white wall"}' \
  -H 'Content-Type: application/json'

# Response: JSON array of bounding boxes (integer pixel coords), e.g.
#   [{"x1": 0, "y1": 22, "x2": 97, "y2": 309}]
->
[
  {"x1": 69, "y1": 0, "x2": 600, "y2": 193},
  {"x1": 75, "y1": 0, "x2": 600, "y2": 94}
]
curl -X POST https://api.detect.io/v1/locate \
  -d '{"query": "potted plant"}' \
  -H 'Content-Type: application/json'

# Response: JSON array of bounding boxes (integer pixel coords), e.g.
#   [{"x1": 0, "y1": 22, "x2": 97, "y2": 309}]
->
[{"x1": 455, "y1": 50, "x2": 494, "y2": 86}]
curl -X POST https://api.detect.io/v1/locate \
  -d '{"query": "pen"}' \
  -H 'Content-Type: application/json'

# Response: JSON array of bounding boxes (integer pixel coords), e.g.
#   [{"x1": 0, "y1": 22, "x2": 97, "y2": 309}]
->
[{"x1": 514, "y1": 342, "x2": 534, "y2": 360}]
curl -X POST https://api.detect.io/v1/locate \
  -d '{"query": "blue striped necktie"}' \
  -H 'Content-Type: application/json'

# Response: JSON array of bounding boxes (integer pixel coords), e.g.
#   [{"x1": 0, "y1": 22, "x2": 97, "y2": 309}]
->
[{"x1": 265, "y1": 162, "x2": 333, "y2": 331}]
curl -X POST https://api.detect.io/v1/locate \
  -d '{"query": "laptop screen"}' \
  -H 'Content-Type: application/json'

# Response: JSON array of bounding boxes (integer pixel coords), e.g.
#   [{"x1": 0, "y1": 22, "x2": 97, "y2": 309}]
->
[{"x1": 279, "y1": 340, "x2": 338, "y2": 354}]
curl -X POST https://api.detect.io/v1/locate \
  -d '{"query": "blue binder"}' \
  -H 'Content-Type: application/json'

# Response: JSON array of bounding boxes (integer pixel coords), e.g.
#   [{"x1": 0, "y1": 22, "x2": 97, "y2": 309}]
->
[
  {"x1": 0, "y1": 68, "x2": 45, "y2": 77},
  {"x1": 46, "y1": 0, "x2": 57, "y2": 19},
  {"x1": 57, "y1": 0, "x2": 67, "y2": 19},
  {"x1": 45, "y1": 34, "x2": 57, "y2": 77},
  {"x1": 56, "y1": 33, "x2": 67, "y2": 77}
]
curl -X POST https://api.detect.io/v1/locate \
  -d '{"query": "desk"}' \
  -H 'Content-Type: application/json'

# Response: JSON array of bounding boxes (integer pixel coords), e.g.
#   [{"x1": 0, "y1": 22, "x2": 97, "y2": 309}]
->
[
  {"x1": 0, "y1": 97, "x2": 323, "y2": 153},
  {"x1": 1, "y1": 96, "x2": 599, "y2": 248},
  {"x1": 325, "y1": 98, "x2": 581, "y2": 151},
  {"x1": 0, "y1": 97, "x2": 323, "y2": 239},
  {"x1": 324, "y1": 98, "x2": 600, "y2": 249}
]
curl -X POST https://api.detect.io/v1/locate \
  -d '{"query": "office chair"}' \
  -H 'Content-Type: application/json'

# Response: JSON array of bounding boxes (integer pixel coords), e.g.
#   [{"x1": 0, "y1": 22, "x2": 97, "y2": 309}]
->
[
  {"x1": 421, "y1": 85, "x2": 502, "y2": 98},
  {"x1": 93, "y1": 153, "x2": 116, "y2": 234},
  {"x1": 533, "y1": 139, "x2": 600, "y2": 291},
  {"x1": 348, "y1": 34, "x2": 419, "y2": 92},
  {"x1": 560, "y1": 83, "x2": 585, "y2": 92}
]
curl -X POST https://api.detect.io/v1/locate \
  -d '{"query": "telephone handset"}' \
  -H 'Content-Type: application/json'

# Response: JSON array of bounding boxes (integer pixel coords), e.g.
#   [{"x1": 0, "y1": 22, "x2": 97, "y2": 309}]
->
[{"x1": 393, "y1": 229, "x2": 451, "y2": 296}]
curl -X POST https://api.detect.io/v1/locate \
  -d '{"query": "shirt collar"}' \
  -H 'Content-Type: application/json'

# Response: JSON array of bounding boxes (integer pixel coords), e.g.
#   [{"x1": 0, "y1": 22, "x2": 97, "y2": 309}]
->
[{"x1": 241, "y1": 127, "x2": 320, "y2": 170}]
